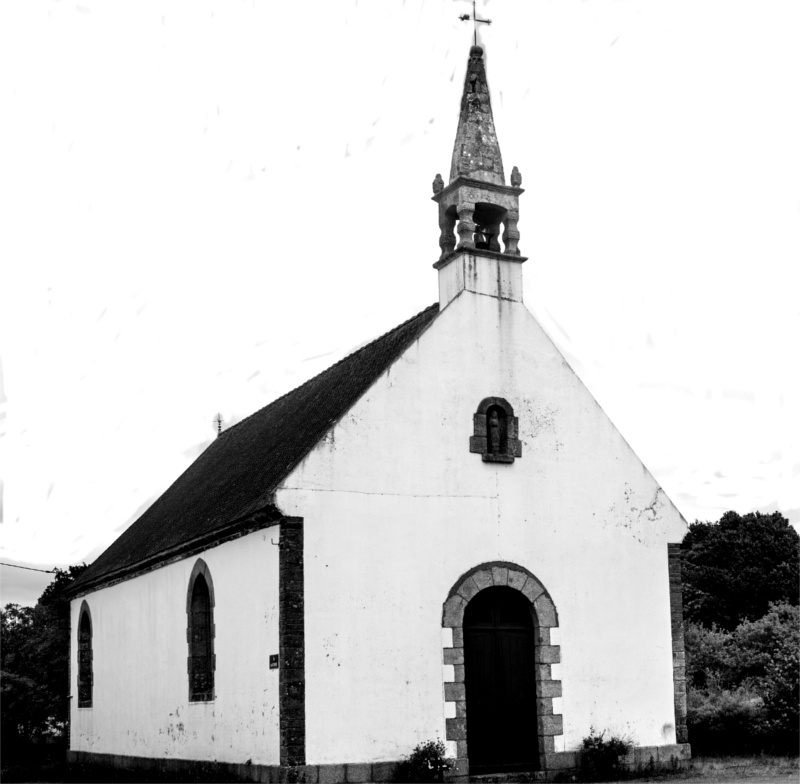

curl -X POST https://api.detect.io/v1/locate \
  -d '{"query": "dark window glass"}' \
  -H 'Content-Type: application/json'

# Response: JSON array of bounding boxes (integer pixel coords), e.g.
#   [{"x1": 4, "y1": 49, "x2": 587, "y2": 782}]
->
[
  {"x1": 188, "y1": 574, "x2": 214, "y2": 701},
  {"x1": 77, "y1": 609, "x2": 93, "y2": 708}
]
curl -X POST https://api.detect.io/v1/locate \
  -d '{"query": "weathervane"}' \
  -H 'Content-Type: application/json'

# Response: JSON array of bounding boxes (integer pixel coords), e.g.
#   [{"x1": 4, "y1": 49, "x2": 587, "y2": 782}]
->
[
  {"x1": 214, "y1": 413, "x2": 223, "y2": 437},
  {"x1": 459, "y1": 0, "x2": 492, "y2": 47}
]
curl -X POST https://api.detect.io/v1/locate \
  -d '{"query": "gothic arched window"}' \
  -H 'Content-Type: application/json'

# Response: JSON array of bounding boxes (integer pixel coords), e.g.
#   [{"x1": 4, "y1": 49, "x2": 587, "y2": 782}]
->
[
  {"x1": 469, "y1": 397, "x2": 522, "y2": 463},
  {"x1": 187, "y1": 560, "x2": 215, "y2": 702},
  {"x1": 77, "y1": 601, "x2": 93, "y2": 708}
]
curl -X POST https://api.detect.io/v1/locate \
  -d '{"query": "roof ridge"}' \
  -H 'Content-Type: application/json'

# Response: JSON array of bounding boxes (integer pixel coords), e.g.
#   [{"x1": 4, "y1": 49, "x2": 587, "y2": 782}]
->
[{"x1": 223, "y1": 302, "x2": 439, "y2": 437}]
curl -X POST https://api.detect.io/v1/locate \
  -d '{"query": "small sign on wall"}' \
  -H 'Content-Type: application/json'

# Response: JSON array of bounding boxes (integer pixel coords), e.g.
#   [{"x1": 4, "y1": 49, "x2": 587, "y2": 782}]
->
[{"x1": 269, "y1": 654, "x2": 279, "y2": 669}]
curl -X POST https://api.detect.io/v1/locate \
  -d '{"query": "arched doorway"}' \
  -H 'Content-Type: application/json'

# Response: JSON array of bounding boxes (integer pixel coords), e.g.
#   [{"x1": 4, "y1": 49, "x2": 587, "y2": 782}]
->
[{"x1": 464, "y1": 586, "x2": 539, "y2": 773}]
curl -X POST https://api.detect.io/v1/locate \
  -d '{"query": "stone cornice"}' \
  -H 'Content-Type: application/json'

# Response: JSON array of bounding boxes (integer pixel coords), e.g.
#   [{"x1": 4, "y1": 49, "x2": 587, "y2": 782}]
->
[
  {"x1": 432, "y1": 175, "x2": 524, "y2": 204},
  {"x1": 433, "y1": 246, "x2": 528, "y2": 270}
]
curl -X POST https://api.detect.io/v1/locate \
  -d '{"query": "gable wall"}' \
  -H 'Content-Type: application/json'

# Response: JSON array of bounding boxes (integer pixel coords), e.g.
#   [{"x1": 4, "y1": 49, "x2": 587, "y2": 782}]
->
[
  {"x1": 70, "y1": 528, "x2": 281, "y2": 765},
  {"x1": 276, "y1": 290, "x2": 688, "y2": 765}
]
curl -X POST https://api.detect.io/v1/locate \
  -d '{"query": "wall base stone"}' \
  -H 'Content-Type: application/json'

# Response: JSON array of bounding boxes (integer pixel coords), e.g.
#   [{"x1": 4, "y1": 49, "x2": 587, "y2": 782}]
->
[
  {"x1": 443, "y1": 745, "x2": 691, "y2": 782},
  {"x1": 67, "y1": 744, "x2": 690, "y2": 783},
  {"x1": 66, "y1": 751, "x2": 402, "y2": 783}
]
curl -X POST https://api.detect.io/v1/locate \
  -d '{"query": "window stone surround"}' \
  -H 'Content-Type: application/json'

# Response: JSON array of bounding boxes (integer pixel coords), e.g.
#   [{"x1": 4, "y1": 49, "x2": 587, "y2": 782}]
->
[
  {"x1": 186, "y1": 559, "x2": 216, "y2": 703},
  {"x1": 279, "y1": 517, "x2": 306, "y2": 767},
  {"x1": 441, "y1": 561, "x2": 562, "y2": 778},
  {"x1": 77, "y1": 600, "x2": 93, "y2": 709}
]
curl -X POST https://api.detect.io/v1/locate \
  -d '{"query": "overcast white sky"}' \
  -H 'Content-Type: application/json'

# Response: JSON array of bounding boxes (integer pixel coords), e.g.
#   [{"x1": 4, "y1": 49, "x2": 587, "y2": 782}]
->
[{"x1": 2, "y1": 0, "x2": 799, "y2": 605}]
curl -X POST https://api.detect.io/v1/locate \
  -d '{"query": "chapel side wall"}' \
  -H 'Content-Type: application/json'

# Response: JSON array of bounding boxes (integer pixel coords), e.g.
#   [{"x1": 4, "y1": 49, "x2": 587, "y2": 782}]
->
[
  {"x1": 276, "y1": 292, "x2": 689, "y2": 766},
  {"x1": 69, "y1": 528, "x2": 280, "y2": 764}
]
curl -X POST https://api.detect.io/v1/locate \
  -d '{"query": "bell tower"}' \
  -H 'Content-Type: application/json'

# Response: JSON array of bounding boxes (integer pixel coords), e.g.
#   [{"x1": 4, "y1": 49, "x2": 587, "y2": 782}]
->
[{"x1": 432, "y1": 45, "x2": 526, "y2": 309}]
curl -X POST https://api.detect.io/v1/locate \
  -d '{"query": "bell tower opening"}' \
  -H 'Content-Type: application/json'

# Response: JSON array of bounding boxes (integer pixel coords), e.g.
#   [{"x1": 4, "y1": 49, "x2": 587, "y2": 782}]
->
[{"x1": 473, "y1": 203, "x2": 506, "y2": 252}]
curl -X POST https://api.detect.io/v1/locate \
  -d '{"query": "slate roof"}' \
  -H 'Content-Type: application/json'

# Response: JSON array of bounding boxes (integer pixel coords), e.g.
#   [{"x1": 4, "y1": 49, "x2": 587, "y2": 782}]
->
[{"x1": 69, "y1": 303, "x2": 440, "y2": 596}]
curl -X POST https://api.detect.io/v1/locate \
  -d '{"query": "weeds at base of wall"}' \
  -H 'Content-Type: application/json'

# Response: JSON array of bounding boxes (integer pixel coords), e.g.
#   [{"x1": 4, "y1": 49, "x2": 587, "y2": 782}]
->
[
  {"x1": 394, "y1": 739, "x2": 450, "y2": 783},
  {"x1": 576, "y1": 728, "x2": 633, "y2": 782}
]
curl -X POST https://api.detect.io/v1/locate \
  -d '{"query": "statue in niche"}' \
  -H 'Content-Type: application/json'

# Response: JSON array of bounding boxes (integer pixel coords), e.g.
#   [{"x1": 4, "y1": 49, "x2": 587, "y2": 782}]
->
[
  {"x1": 470, "y1": 397, "x2": 521, "y2": 463},
  {"x1": 489, "y1": 410, "x2": 501, "y2": 454}
]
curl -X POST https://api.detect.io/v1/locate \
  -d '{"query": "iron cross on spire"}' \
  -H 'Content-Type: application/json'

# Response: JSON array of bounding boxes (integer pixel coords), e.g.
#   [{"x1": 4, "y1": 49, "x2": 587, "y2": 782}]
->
[{"x1": 459, "y1": 0, "x2": 492, "y2": 47}]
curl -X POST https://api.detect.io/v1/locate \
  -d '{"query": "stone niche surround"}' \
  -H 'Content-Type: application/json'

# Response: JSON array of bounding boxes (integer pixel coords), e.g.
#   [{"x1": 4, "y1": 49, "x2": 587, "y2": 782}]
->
[
  {"x1": 441, "y1": 561, "x2": 563, "y2": 780},
  {"x1": 469, "y1": 396, "x2": 522, "y2": 464}
]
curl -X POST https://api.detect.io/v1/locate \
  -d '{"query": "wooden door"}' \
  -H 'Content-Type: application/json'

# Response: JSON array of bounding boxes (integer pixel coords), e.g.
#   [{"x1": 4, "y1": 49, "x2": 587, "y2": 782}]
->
[{"x1": 464, "y1": 586, "x2": 539, "y2": 773}]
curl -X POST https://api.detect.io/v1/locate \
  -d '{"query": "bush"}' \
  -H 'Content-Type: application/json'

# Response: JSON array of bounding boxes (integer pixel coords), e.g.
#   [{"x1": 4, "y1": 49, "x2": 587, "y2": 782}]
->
[
  {"x1": 394, "y1": 739, "x2": 450, "y2": 783},
  {"x1": 685, "y1": 603, "x2": 799, "y2": 754},
  {"x1": 734, "y1": 603, "x2": 799, "y2": 749},
  {"x1": 687, "y1": 685, "x2": 768, "y2": 755},
  {"x1": 578, "y1": 729, "x2": 632, "y2": 781}
]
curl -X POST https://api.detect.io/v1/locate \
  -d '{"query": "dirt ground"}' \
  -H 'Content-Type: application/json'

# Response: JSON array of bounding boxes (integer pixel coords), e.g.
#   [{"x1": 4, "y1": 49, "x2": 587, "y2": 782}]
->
[
  {"x1": 661, "y1": 777, "x2": 798, "y2": 784},
  {"x1": 2, "y1": 756, "x2": 798, "y2": 783},
  {"x1": 621, "y1": 757, "x2": 799, "y2": 784}
]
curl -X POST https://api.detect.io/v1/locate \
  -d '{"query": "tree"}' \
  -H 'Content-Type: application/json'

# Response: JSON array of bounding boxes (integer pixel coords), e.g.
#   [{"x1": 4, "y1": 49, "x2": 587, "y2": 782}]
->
[
  {"x1": 681, "y1": 511, "x2": 799, "y2": 631},
  {"x1": 1, "y1": 564, "x2": 88, "y2": 763},
  {"x1": 1, "y1": 604, "x2": 51, "y2": 752}
]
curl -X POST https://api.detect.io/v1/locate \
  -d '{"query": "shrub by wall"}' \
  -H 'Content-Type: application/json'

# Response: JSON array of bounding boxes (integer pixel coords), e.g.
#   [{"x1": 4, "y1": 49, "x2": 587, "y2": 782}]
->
[
  {"x1": 578, "y1": 729, "x2": 632, "y2": 781},
  {"x1": 685, "y1": 603, "x2": 799, "y2": 754}
]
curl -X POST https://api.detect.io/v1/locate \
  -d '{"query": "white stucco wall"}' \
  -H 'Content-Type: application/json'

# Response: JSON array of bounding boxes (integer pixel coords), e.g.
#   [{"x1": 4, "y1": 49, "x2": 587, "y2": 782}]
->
[
  {"x1": 70, "y1": 528, "x2": 281, "y2": 764},
  {"x1": 275, "y1": 287, "x2": 688, "y2": 765}
]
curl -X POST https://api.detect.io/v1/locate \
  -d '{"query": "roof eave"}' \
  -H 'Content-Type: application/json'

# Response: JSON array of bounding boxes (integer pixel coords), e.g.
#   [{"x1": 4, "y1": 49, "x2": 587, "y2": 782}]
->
[{"x1": 65, "y1": 504, "x2": 283, "y2": 599}]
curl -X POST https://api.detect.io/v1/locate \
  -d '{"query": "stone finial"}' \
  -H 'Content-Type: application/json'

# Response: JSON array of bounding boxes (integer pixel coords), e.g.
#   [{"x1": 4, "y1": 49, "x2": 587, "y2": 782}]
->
[
  {"x1": 432, "y1": 173, "x2": 444, "y2": 194},
  {"x1": 510, "y1": 166, "x2": 522, "y2": 187},
  {"x1": 448, "y1": 45, "x2": 505, "y2": 186}
]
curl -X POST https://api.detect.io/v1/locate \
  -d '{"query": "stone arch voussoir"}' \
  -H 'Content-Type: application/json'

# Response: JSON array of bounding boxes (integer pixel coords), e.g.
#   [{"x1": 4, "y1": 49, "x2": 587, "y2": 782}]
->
[
  {"x1": 441, "y1": 561, "x2": 562, "y2": 778},
  {"x1": 186, "y1": 558, "x2": 216, "y2": 612}
]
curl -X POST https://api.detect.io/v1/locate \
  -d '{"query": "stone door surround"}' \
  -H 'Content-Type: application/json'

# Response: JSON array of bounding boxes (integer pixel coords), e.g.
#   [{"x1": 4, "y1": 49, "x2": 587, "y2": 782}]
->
[{"x1": 442, "y1": 562, "x2": 562, "y2": 779}]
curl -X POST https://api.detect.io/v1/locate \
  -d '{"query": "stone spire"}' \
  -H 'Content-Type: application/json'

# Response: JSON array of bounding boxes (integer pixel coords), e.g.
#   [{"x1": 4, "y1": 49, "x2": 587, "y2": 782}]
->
[
  {"x1": 449, "y1": 45, "x2": 505, "y2": 186},
  {"x1": 432, "y1": 46, "x2": 526, "y2": 309}
]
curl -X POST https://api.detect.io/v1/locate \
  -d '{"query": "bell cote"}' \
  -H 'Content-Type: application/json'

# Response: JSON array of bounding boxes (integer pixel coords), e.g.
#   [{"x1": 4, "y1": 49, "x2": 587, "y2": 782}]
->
[{"x1": 432, "y1": 46, "x2": 526, "y2": 309}]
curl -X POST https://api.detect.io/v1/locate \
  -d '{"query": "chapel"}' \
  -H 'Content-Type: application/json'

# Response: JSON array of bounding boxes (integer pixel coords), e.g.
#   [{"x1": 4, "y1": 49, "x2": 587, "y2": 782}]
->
[{"x1": 67, "y1": 45, "x2": 691, "y2": 782}]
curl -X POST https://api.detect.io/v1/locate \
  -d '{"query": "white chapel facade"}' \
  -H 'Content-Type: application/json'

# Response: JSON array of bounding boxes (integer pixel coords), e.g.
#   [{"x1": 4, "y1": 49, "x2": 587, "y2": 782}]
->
[{"x1": 67, "y1": 45, "x2": 690, "y2": 782}]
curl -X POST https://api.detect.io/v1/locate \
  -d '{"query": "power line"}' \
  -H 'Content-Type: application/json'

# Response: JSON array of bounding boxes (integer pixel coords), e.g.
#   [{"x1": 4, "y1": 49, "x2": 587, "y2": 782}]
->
[{"x1": 0, "y1": 562, "x2": 59, "y2": 574}]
